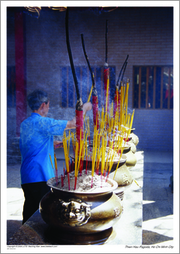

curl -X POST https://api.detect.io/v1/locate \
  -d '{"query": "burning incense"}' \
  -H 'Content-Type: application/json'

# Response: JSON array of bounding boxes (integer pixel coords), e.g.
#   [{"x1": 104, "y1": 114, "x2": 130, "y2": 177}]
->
[
  {"x1": 106, "y1": 149, "x2": 117, "y2": 181},
  {"x1": 120, "y1": 85, "x2": 124, "y2": 125},
  {"x1": 49, "y1": 153, "x2": 54, "y2": 170},
  {"x1": 76, "y1": 101, "x2": 84, "y2": 146},
  {"x1": 114, "y1": 86, "x2": 118, "y2": 117},
  {"x1": 100, "y1": 135, "x2": 105, "y2": 176},
  {"x1": 63, "y1": 132, "x2": 70, "y2": 190},
  {"x1": 91, "y1": 126, "x2": 97, "y2": 175},
  {"x1": 127, "y1": 109, "x2": 135, "y2": 137},
  {"x1": 54, "y1": 153, "x2": 58, "y2": 185},
  {"x1": 63, "y1": 162, "x2": 65, "y2": 178},
  {"x1": 61, "y1": 174, "x2": 64, "y2": 187},
  {"x1": 77, "y1": 129, "x2": 84, "y2": 176},
  {"x1": 124, "y1": 79, "x2": 129, "y2": 115},
  {"x1": 74, "y1": 142, "x2": 79, "y2": 190},
  {"x1": 113, "y1": 147, "x2": 125, "y2": 180},
  {"x1": 87, "y1": 86, "x2": 93, "y2": 103},
  {"x1": 92, "y1": 92, "x2": 99, "y2": 129}
]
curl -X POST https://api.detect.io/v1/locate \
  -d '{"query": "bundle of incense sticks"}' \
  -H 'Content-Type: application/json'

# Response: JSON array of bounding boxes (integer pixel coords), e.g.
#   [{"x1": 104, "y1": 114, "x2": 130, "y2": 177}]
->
[
  {"x1": 54, "y1": 153, "x2": 58, "y2": 185},
  {"x1": 84, "y1": 116, "x2": 91, "y2": 148},
  {"x1": 71, "y1": 132, "x2": 76, "y2": 156},
  {"x1": 124, "y1": 80, "x2": 129, "y2": 116},
  {"x1": 91, "y1": 125, "x2": 98, "y2": 187},
  {"x1": 59, "y1": 77, "x2": 135, "y2": 191},
  {"x1": 49, "y1": 153, "x2": 60, "y2": 186},
  {"x1": 100, "y1": 135, "x2": 105, "y2": 176},
  {"x1": 74, "y1": 128, "x2": 86, "y2": 189},
  {"x1": 74, "y1": 141, "x2": 79, "y2": 189},
  {"x1": 49, "y1": 153, "x2": 54, "y2": 170},
  {"x1": 114, "y1": 86, "x2": 119, "y2": 117},
  {"x1": 61, "y1": 117, "x2": 90, "y2": 190},
  {"x1": 99, "y1": 81, "x2": 131, "y2": 135},
  {"x1": 63, "y1": 131, "x2": 71, "y2": 190},
  {"x1": 78, "y1": 129, "x2": 84, "y2": 175},
  {"x1": 87, "y1": 85, "x2": 93, "y2": 104},
  {"x1": 95, "y1": 131, "x2": 101, "y2": 175}
]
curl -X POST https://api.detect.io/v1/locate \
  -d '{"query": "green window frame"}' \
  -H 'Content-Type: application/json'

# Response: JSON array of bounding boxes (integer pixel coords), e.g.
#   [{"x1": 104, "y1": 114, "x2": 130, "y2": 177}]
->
[{"x1": 133, "y1": 66, "x2": 173, "y2": 109}]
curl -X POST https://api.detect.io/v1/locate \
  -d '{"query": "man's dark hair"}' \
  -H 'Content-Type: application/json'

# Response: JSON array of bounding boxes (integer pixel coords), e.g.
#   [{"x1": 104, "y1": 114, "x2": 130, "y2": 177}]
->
[{"x1": 27, "y1": 90, "x2": 49, "y2": 111}]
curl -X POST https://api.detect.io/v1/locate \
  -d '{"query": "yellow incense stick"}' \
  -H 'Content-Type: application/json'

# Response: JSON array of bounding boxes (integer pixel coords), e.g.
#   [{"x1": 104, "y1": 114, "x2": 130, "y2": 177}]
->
[
  {"x1": 103, "y1": 137, "x2": 108, "y2": 173},
  {"x1": 127, "y1": 110, "x2": 135, "y2": 138},
  {"x1": 123, "y1": 84, "x2": 126, "y2": 105},
  {"x1": 120, "y1": 86, "x2": 123, "y2": 125},
  {"x1": 87, "y1": 85, "x2": 93, "y2": 103},
  {"x1": 49, "y1": 154, "x2": 54, "y2": 169},
  {"x1": 54, "y1": 153, "x2": 58, "y2": 171},
  {"x1": 87, "y1": 117, "x2": 90, "y2": 137},
  {"x1": 134, "y1": 179, "x2": 141, "y2": 188},
  {"x1": 116, "y1": 86, "x2": 119, "y2": 110},
  {"x1": 92, "y1": 125, "x2": 98, "y2": 176},
  {"x1": 74, "y1": 142, "x2": 79, "y2": 177},
  {"x1": 110, "y1": 101, "x2": 113, "y2": 118},
  {"x1": 106, "y1": 140, "x2": 114, "y2": 172},
  {"x1": 101, "y1": 136, "x2": 105, "y2": 175},
  {"x1": 71, "y1": 132, "x2": 76, "y2": 152},
  {"x1": 125, "y1": 82, "x2": 129, "y2": 114},
  {"x1": 108, "y1": 147, "x2": 117, "y2": 174},
  {"x1": 113, "y1": 146, "x2": 125, "y2": 179},
  {"x1": 63, "y1": 135, "x2": 69, "y2": 173},
  {"x1": 68, "y1": 131, "x2": 71, "y2": 154},
  {"x1": 100, "y1": 107, "x2": 104, "y2": 130}
]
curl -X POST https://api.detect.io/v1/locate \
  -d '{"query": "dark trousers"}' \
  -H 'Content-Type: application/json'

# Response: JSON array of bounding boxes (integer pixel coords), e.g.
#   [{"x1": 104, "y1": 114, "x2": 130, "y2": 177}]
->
[{"x1": 21, "y1": 182, "x2": 50, "y2": 224}]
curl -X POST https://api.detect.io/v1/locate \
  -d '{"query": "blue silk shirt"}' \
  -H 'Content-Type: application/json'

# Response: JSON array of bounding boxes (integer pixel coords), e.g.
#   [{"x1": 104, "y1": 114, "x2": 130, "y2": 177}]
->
[{"x1": 19, "y1": 113, "x2": 68, "y2": 184}]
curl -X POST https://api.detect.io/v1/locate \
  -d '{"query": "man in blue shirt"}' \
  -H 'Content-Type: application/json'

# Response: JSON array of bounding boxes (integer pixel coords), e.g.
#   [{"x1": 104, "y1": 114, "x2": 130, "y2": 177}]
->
[{"x1": 20, "y1": 89, "x2": 92, "y2": 223}]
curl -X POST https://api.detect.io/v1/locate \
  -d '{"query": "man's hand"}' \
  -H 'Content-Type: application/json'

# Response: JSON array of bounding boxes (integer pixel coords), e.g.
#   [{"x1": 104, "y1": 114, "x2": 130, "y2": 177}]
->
[
  {"x1": 54, "y1": 141, "x2": 63, "y2": 149},
  {"x1": 83, "y1": 102, "x2": 92, "y2": 115},
  {"x1": 65, "y1": 117, "x2": 76, "y2": 130}
]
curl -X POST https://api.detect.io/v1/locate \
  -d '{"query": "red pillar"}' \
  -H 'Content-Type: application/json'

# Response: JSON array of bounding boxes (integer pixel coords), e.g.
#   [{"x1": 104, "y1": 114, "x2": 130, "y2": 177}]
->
[{"x1": 15, "y1": 11, "x2": 26, "y2": 136}]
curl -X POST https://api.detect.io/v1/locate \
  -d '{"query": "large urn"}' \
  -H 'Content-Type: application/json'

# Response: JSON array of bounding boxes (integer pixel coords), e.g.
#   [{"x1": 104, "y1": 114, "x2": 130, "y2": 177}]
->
[
  {"x1": 129, "y1": 128, "x2": 139, "y2": 146},
  {"x1": 39, "y1": 176, "x2": 123, "y2": 244},
  {"x1": 109, "y1": 154, "x2": 133, "y2": 200},
  {"x1": 123, "y1": 145, "x2": 137, "y2": 167},
  {"x1": 109, "y1": 155, "x2": 133, "y2": 186}
]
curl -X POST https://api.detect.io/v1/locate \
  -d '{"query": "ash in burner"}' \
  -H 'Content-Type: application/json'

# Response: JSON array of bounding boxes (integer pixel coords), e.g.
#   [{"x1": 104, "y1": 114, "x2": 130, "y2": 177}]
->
[{"x1": 54, "y1": 170, "x2": 113, "y2": 193}]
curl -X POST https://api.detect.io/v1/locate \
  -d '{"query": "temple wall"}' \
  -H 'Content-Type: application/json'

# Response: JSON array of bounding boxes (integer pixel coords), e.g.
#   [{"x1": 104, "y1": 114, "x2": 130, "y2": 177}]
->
[{"x1": 6, "y1": 7, "x2": 173, "y2": 163}]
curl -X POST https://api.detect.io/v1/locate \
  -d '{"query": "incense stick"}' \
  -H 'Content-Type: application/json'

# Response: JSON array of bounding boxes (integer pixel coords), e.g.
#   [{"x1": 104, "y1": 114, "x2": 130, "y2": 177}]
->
[
  {"x1": 54, "y1": 153, "x2": 58, "y2": 185},
  {"x1": 49, "y1": 153, "x2": 54, "y2": 169}
]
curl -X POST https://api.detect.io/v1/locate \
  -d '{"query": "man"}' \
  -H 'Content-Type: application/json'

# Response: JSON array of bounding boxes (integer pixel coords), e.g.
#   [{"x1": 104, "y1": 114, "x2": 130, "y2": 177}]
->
[{"x1": 19, "y1": 89, "x2": 92, "y2": 223}]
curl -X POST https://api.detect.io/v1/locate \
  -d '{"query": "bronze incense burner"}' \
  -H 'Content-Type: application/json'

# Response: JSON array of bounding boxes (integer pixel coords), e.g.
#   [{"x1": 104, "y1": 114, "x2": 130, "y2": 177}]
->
[{"x1": 39, "y1": 176, "x2": 122, "y2": 244}]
